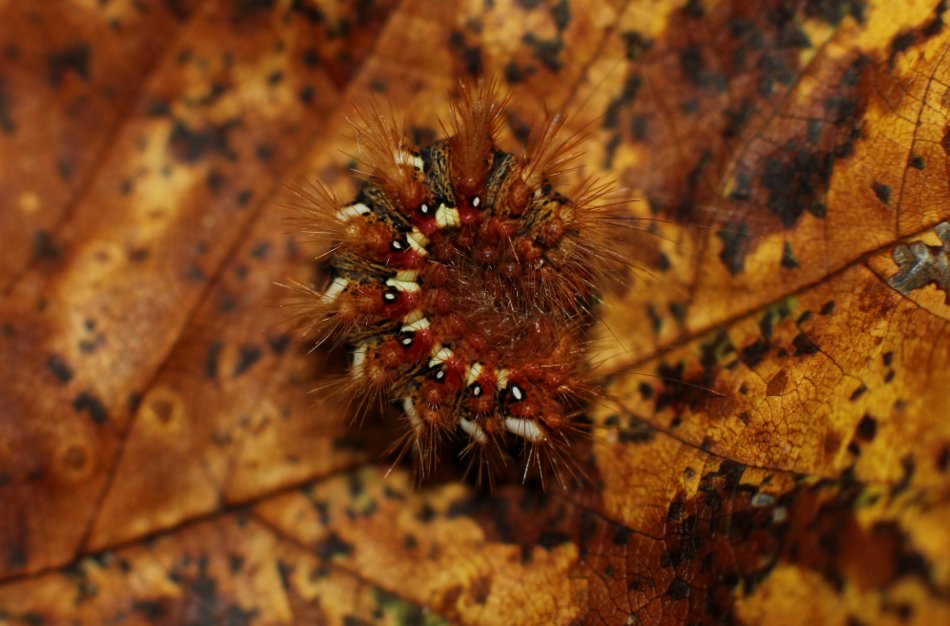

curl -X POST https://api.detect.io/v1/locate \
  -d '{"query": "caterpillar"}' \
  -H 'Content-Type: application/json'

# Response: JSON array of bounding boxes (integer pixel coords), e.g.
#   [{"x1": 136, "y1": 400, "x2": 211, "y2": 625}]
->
[{"x1": 292, "y1": 81, "x2": 628, "y2": 488}]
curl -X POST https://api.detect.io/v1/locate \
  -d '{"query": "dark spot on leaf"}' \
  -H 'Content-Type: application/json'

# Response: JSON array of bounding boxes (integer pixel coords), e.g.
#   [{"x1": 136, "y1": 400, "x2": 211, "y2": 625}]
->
[
  {"x1": 717, "y1": 222, "x2": 752, "y2": 275},
  {"x1": 218, "y1": 293, "x2": 236, "y2": 313},
  {"x1": 73, "y1": 391, "x2": 109, "y2": 424},
  {"x1": 448, "y1": 30, "x2": 482, "y2": 76},
  {"x1": 182, "y1": 555, "x2": 260, "y2": 625},
  {"x1": 58, "y1": 158, "x2": 75, "y2": 181},
  {"x1": 233, "y1": 0, "x2": 277, "y2": 21},
  {"x1": 618, "y1": 417, "x2": 656, "y2": 444},
  {"x1": 417, "y1": 503, "x2": 436, "y2": 523},
  {"x1": 206, "y1": 340, "x2": 223, "y2": 379},
  {"x1": 33, "y1": 230, "x2": 60, "y2": 261},
  {"x1": 302, "y1": 48, "x2": 320, "y2": 70},
  {"x1": 761, "y1": 149, "x2": 832, "y2": 228},
  {"x1": 228, "y1": 554, "x2": 244, "y2": 573},
  {"x1": 888, "y1": 31, "x2": 917, "y2": 66},
  {"x1": 165, "y1": 0, "x2": 191, "y2": 20},
  {"x1": 856, "y1": 414, "x2": 877, "y2": 441},
  {"x1": 446, "y1": 497, "x2": 477, "y2": 519},
  {"x1": 646, "y1": 303, "x2": 662, "y2": 334},
  {"x1": 347, "y1": 472, "x2": 365, "y2": 497},
  {"x1": 820, "y1": 300, "x2": 835, "y2": 315},
  {"x1": 317, "y1": 532, "x2": 354, "y2": 560},
  {"x1": 679, "y1": 44, "x2": 704, "y2": 85},
  {"x1": 718, "y1": 458, "x2": 747, "y2": 488},
  {"x1": 909, "y1": 154, "x2": 925, "y2": 169},
  {"x1": 522, "y1": 33, "x2": 562, "y2": 72},
  {"x1": 233, "y1": 344, "x2": 262, "y2": 377},
  {"x1": 612, "y1": 524, "x2": 630, "y2": 545},
  {"x1": 849, "y1": 384, "x2": 867, "y2": 401},
  {"x1": 441, "y1": 585, "x2": 465, "y2": 613},
  {"x1": 504, "y1": 61, "x2": 526, "y2": 84},
  {"x1": 236, "y1": 189, "x2": 253, "y2": 207},
  {"x1": 7, "y1": 542, "x2": 26, "y2": 569},
  {"x1": 255, "y1": 143, "x2": 274, "y2": 161},
  {"x1": 132, "y1": 599, "x2": 168, "y2": 619},
  {"x1": 206, "y1": 170, "x2": 226, "y2": 191},
  {"x1": 781, "y1": 241, "x2": 800, "y2": 269},
  {"x1": 146, "y1": 98, "x2": 171, "y2": 116},
  {"x1": 666, "y1": 496, "x2": 686, "y2": 526},
  {"x1": 604, "y1": 76, "x2": 643, "y2": 129},
  {"x1": 766, "y1": 369, "x2": 788, "y2": 396},
  {"x1": 724, "y1": 98, "x2": 753, "y2": 139},
  {"x1": 552, "y1": 0, "x2": 570, "y2": 31},
  {"x1": 630, "y1": 114, "x2": 648, "y2": 140},
  {"x1": 298, "y1": 84, "x2": 315, "y2": 104},
  {"x1": 622, "y1": 31, "x2": 651, "y2": 60},
  {"x1": 79, "y1": 337, "x2": 100, "y2": 354},
  {"x1": 0, "y1": 77, "x2": 15, "y2": 134},
  {"x1": 804, "y1": 0, "x2": 866, "y2": 25},
  {"x1": 792, "y1": 332, "x2": 820, "y2": 355},
  {"x1": 668, "y1": 302, "x2": 686, "y2": 325},
  {"x1": 890, "y1": 456, "x2": 915, "y2": 496},
  {"x1": 289, "y1": 0, "x2": 325, "y2": 22},
  {"x1": 654, "y1": 360, "x2": 719, "y2": 414},
  {"x1": 937, "y1": 444, "x2": 949, "y2": 472},
  {"x1": 168, "y1": 119, "x2": 239, "y2": 163},
  {"x1": 538, "y1": 531, "x2": 571, "y2": 548},
  {"x1": 578, "y1": 509, "x2": 598, "y2": 558},
  {"x1": 872, "y1": 181, "x2": 891, "y2": 205},
  {"x1": 470, "y1": 574, "x2": 492, "y2": 604},
  {"x1": 47, "y1": 355, "x2": 73, "y2": 384},
  {"x1": 187, "y1": 265, "x2": 206, "y2": 282},
  {"x1": 276, "y1": 559, "x2": 293, "y2": 590},
  {"x1": 740, "y1": 339, "x2": 771, "y2": 368},
  {"x1": 602, "y1": 133, "x2": 620, "y2": 169},
  {"x1": 47, "y1": 42, "x2": 91, "y2": 87},
  {"x1": 667, "y1": 577, "x2": 690, "y2": 599},
  {"x1": 620, "y1": 74, "x2": 642, "y2": 103},
  {"x1": 267, "y1": 333, "x2": 290, "y2": 355},
  {"x1": 684, "y1": 0, "x2": 704, "y2": 19}
]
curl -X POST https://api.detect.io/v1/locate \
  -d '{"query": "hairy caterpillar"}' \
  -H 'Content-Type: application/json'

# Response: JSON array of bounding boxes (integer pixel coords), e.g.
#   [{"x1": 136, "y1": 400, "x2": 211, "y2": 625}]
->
[{"x1": 292, "y1": 81, "x2": 628, "y2": 488}]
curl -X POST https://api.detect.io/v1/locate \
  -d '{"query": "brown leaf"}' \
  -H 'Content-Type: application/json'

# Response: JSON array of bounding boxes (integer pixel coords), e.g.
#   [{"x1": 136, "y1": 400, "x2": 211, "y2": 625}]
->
[{"x1": 1, "y1": 1, "x2": 948, "y2": 624}]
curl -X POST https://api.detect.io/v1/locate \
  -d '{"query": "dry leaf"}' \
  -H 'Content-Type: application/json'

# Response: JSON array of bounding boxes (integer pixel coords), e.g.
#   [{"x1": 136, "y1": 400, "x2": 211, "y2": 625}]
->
[{"x1": 1, "y1": 1, "x2": 948, "y2": 624}]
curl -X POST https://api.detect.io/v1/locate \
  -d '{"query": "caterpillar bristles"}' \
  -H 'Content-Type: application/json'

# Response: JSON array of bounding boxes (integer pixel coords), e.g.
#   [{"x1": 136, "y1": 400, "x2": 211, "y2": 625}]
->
[
  {"x1": 445, "y1": 79, "x2": 509, "y2": 200},
  {"x1": 293, "y1": 79, "x2": 632, "y2": 489},
  {"x1": 347, "y1": 102, "x2": 427, "y2": 212}
]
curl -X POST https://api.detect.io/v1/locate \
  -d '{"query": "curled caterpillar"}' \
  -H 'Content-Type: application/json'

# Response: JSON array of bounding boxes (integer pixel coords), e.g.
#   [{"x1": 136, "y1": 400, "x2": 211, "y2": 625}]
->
[{"x1": 293, "y1": 81, "x2": 628, "y2": 488}]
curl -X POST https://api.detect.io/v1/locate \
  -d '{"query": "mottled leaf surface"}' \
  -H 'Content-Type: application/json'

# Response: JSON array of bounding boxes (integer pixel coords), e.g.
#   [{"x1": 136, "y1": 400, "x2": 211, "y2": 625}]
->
[{"x1": 1, "y1": 1, "x2": 948, "y2": 625}]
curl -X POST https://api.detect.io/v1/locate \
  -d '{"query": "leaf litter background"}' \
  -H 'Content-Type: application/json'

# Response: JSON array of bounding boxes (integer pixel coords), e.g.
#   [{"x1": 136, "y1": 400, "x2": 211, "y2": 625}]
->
[{"x1": 1, "y1": 0, "x2": 949, "y2": 624}]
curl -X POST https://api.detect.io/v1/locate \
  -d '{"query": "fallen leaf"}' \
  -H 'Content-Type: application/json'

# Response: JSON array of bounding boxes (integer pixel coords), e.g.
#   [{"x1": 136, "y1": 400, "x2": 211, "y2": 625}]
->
[{"x1": 0, "y1": 1, "x2": 948, "y2": 625}]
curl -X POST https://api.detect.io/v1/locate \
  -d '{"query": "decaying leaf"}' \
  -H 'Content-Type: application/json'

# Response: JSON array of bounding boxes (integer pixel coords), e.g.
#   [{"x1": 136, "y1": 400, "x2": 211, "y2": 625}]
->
[{"x1": 1, "y1": 1, "x2": 948, "y2": 625}]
